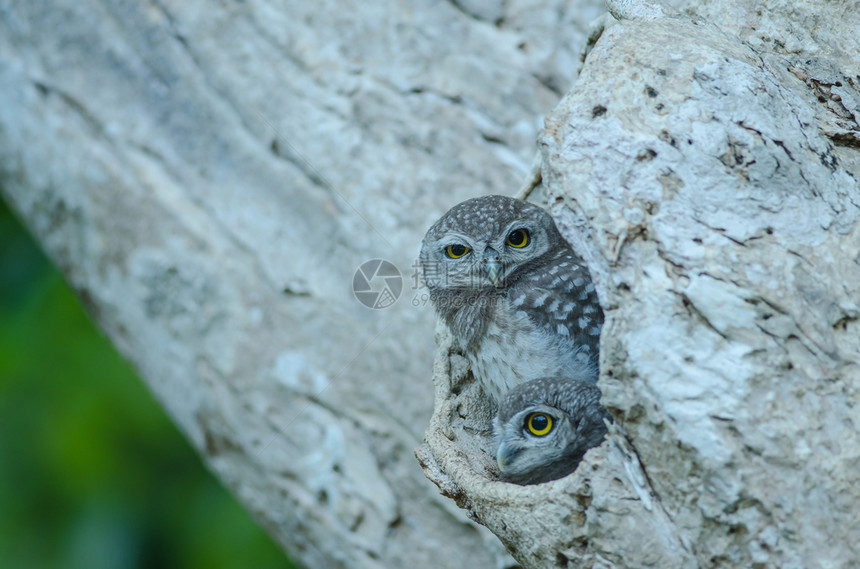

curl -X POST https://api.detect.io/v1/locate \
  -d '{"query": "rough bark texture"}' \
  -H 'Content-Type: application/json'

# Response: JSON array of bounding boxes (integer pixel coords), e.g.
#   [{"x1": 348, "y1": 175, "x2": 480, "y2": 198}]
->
[
  {"x1": 420, "y1": 1, "x2": 860, "y2": 568},
  {"x1": 0, "y1": 1, "x2": 602, "y2": 568},
  {"x1": 2, "y1": 1, "x2": 859, "y2": 568}
]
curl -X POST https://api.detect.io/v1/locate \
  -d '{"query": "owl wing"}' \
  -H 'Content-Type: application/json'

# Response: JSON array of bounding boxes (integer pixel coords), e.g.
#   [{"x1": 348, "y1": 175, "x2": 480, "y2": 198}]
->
[{"x1": 510, "y1": 253, "x2": 603, "y2": 363}]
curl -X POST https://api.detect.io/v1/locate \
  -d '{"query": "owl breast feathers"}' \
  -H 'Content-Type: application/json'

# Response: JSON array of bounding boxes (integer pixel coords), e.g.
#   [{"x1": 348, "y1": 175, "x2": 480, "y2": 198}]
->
[{"x1": 420, "y1": 195, "x2": 603, "y2": 403}]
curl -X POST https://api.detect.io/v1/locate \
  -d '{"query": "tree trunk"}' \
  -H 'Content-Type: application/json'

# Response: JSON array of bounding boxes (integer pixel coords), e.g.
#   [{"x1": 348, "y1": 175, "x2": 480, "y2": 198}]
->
[
  {"x1": 420, "y1": 1, "x2": 860, "y2": 568},
  {"x1": 2, "y1": 1, "x2": 859, "y2": 569}
]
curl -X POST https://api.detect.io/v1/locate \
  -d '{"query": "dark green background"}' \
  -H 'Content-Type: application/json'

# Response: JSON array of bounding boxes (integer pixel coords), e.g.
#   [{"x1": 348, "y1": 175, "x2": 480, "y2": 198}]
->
[{"x1": 0, "y1": 195, "x2": 296, "y2": 569}]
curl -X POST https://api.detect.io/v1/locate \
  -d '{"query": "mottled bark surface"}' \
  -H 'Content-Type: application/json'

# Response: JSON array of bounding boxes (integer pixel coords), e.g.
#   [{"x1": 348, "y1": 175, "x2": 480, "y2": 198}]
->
[
  {"x1": 421, "y1": 1, "x2": 860, "y2": 568},
  {"x1": 0, "y1": 1, "x2": 602, "y2": 567},
  {"x1": 2, "y1": 0, "x2": 859, "y2": 568}
]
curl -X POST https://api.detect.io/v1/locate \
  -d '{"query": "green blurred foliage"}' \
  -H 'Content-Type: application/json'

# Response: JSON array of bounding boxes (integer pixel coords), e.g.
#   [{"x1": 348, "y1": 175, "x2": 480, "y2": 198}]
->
[{"x1": 0, "y1": 196, "x2": 296, "y2": 569}]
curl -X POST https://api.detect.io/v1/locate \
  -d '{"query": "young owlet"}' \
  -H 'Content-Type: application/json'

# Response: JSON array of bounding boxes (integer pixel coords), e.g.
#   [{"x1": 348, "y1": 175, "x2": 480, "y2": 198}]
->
[
  {"x1": 419, "y1": 195, "x2": 603, "y2": 403},
  {"x1": 493, "y1": 376, "x2": 610, "y2": 485}
]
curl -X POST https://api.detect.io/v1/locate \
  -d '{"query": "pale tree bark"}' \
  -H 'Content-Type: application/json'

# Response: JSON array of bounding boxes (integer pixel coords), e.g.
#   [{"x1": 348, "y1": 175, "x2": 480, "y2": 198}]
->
[
  {"x1": 2, "y1": 2, "x2": 859, "y2": 569},
  {"x1": 0, "y1": 1, "x2": 600, "y2": 567},
  {"x1": 420, "y1": 1, "x2": 860, "y2": 568}
]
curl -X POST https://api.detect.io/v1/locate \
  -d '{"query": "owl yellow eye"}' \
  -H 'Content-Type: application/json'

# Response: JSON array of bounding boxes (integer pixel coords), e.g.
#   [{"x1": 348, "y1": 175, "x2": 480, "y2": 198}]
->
[
  {"x1": 506, "y1": 228, "x2": 529, "y2": 248},
  {"x1": 445, "y1": 244, "x2": 471, "y2": 258},
  {"x1": 526, "y1": 413, "x2": 553, "y2": 436}
]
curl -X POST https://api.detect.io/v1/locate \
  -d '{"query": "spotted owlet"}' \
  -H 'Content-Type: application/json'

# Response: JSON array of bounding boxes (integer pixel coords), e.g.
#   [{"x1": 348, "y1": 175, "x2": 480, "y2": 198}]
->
[
  {"x1": 419, "y1": 195, "x2": 603, "y2": 403},
  {"x1": 494, "y1": 376, "x2": 610, "y2": 485}
]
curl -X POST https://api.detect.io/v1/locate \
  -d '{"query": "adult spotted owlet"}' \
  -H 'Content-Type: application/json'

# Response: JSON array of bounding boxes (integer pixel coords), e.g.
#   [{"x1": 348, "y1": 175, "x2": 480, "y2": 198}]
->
[{"x1": 420, "y1": 195, "x2": 603, "y2": 403}]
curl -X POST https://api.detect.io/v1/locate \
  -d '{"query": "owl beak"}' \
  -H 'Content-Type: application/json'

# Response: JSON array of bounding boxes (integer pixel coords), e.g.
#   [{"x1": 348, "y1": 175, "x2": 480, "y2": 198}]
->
[
  {"x1": 482, "y1": 250, "x2": 503, "y2": 288},
  {"x1": 496, "y1": 443, "x2": 519, "y2": 472}
]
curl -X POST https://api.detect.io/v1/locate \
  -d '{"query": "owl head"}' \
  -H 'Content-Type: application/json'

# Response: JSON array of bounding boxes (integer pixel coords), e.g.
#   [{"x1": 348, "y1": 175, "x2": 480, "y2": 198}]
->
[
  {"x1": 419, "y1": 195, "x2": 567, "y2": 292},
  {"x1": 493, "y1": 376, "x2": 610, "y2": 485}
]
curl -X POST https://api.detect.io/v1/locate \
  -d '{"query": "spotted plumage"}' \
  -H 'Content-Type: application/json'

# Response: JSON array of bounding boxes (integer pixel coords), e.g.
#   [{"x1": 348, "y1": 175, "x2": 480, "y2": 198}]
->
[
  {"x1": 420, "y1": 195, "x2": 603, "y2": 403},
  {"x1": 494, "y1": 376, "x2": 610, "y2": 485}
]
